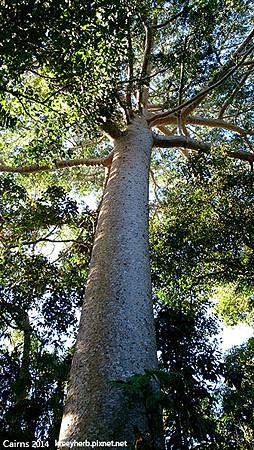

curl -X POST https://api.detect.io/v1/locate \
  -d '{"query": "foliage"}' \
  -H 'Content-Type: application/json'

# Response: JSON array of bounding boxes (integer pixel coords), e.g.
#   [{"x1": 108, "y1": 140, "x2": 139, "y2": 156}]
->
[
  {"x1": 214, "y1": 283, "x2": 254, "y2": 326},
  {"x1": 0, "y1": 0, "x2": 130, "y2": 127},
  {"x1": 0, "y1": 175, "x2": 95, "y2": 443},
  {"x1": 1, "y1": 343, "x2": 72, "y2": 446},
  {"x1": 150, "y1": 153, "x2": 254, "y2": 325},
  {"x1": 217, "y1": 338, "x2": 254, "y2": 449},
  {"x1": 155, "y1": 302, "x2": 221, "y2": 449},
  {"x1": 0, "y1": 0, "x2": 252, "y2": 173}
]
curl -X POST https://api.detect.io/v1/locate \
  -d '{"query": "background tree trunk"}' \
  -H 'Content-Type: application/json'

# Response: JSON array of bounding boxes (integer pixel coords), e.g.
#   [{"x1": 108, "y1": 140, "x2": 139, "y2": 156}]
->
[{"x1": 58, "y1": 117, "x2": 162, "y2": 449}]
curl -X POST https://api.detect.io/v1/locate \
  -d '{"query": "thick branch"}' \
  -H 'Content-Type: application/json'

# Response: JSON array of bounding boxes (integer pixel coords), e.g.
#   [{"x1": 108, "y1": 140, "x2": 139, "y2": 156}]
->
[
  {"x1": 0, "y1": 153, "x2": 113, "y2": 174},
  {"x1": 100, "y1": 121, "x2": 123, "y2": 139},
  {"x1": 153, "y1": 133, "x2": 254, "y2": 163},
  {"x1": 187, "y1": 115, "x2": 251, "y2": 135},
  {"x1": 152, "y1": 114, "x2": 252, "y2": 136},
  {"x1": 147, "y1": 103, "x2": 164, "y2": 111},
  {"x1": 156, "y1": 124, "x2": 190, "y2": 158},
  {"x1": 153, "y1": 134, "x2": 211, "y2": 152},
  {"x1": 156, "y1": 125, "x2": 173, "y2": 135}
]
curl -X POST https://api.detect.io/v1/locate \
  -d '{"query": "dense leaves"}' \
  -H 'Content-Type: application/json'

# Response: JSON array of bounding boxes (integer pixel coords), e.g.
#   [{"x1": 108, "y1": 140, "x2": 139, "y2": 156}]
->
[
  {"x1": 0, "y1": 0, "x2": 129, "y2": 120},
  {"x1": 155, "y1": 302, "x2": 221, "y2": 449},
  {"x1": 219, "y1": 338, "x2": 254, "y2": 449},
  {"x1": 0, "y1": 175, "x2": 95, "y2": 442},
  {"x1": 150, "y1": 153, "x2": 254, "y2": 323},
  {"x1": 1, "y1": 345, "x2": 72, "y2": 446}
]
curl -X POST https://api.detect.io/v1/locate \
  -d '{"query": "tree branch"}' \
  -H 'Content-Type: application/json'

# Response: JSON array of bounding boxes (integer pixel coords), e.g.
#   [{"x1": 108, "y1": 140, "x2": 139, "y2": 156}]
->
[
  {"x1": 153, "y1": 133, "x2": 211, "y2": 152},
  {"x1": 156, "y1": 124, "x2": 190, "y2": 158},
  {"x1": 0, "y1": 153, "x2": 114, "y2": 174},
  {"x1": 100, "y1": 120, "x2": 123, "y2": 140},
  {"x1": 218, "y1": 66, "x2": 254, "y2": 118},
  {"x1": 152, "y1": 114, "x2": 253, "y2": 136},
  {"x1": 147, "y1": 103, "x2": 164, "y2": 111},
  {"x1": 187, "y1": 115, "x2": 252, "y2": 135},
  {"x1": 148, "y1": 33, "x2": 254, "y2": 126},
  {"x1": 126, "y1": 22, "x2": 134, "y2": 114},
  {"x1": 138, "y1": 21, "x2": 155, "y2": 109},
  {"x1": 234, "y1": 26, "x2": 254, "y2": 58}
]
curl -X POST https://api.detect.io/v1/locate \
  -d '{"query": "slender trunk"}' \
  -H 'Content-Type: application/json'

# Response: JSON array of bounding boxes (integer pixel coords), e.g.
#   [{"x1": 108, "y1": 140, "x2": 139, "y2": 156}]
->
[
  {"x1": 59, "y1": 117, "x2": 162, "y2": 449},
  {"x1": 16, "y1": 313, "x2": 31, "y2": 402},
  {"x1": 10, "y1": 312, "x2": 32, "y2": 436}
]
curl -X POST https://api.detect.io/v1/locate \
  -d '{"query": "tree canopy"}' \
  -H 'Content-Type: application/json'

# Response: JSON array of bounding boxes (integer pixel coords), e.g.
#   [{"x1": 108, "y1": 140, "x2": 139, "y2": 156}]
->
[{"x1": 0, "y1": 0, "x2": 253, "y2": 171}]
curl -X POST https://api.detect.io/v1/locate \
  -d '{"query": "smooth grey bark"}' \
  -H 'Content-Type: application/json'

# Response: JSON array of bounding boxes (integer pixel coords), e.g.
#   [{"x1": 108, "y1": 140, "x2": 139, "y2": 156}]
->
[{"x1": 58, "y1": 117, "x2": 162, "y2": 449}]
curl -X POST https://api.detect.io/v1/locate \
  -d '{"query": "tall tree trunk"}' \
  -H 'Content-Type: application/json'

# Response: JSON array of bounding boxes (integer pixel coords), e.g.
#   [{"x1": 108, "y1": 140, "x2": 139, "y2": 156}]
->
[{"x1": 59, "y1": 117, "x2": 162, "y2": 449}]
